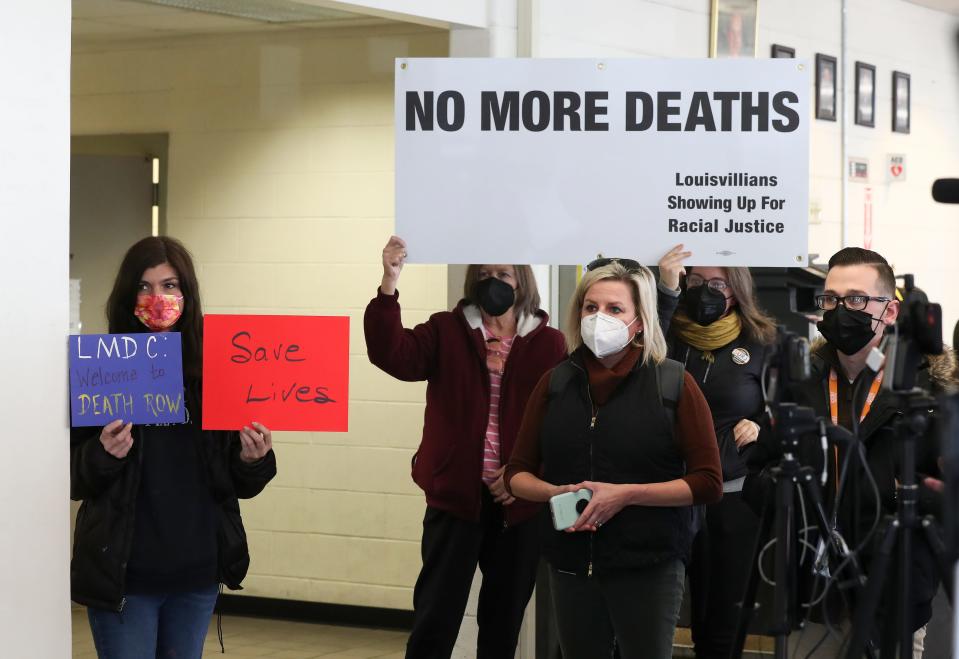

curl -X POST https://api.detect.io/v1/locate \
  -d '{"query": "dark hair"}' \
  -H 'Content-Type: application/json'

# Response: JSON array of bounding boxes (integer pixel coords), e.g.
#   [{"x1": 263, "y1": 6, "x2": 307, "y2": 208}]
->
[
  {"x1": 827, "y1": 247, "x2": 896, "y2": 297},
  {"x1": 463, "y1": 265, "x2": 541, "y2": 317},
  {"x1": 106, "y1": 236, "x2": 203, "y2": 410},
  {"x1": 687, "y1": 266, "x2": 777, "y2": 345}
]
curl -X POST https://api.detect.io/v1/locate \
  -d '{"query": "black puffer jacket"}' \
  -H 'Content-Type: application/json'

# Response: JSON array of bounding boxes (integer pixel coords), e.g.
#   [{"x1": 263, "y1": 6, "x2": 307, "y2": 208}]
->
[{"x1": 70, "y1": 424, "x2": 276, "y2": 611}]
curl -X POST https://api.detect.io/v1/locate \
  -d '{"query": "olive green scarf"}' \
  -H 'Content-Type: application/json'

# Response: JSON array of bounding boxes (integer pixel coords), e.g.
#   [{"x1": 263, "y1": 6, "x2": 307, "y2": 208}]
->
[{"x1": 671, "y1": 310, "x2": 742, "y2": 363}]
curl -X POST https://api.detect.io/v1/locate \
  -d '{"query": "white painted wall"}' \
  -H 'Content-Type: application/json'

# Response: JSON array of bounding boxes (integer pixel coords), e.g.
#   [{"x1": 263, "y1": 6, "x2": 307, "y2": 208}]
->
[
  {"x1": 0, "y1": 2, "x2": 72, "y2": 657},
  {"x1": 530, "y1": 0, "x2": 959, "y2": 341}
]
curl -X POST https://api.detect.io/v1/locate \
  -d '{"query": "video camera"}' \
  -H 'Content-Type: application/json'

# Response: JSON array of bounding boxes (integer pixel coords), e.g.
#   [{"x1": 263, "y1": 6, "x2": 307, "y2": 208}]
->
[
  {"x1": 879, "y1": 274, "x2": 944, "y2": 393},
  {"x1": 762, "y1": 324, "x2": 811, "y2": 408}
]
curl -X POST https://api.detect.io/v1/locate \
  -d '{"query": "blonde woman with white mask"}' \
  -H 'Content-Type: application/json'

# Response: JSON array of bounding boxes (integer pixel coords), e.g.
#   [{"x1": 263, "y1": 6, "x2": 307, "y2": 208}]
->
[{"x1": 506, "y1": 259, "x2": 722, "y2": 659}]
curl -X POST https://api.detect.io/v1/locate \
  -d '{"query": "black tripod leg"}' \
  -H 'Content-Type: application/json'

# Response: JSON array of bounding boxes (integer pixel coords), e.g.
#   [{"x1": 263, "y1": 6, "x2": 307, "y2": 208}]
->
[
  {"x1": 921, "y1": 515, "x2": 955, "y2": 605},
  {"x1": 799, "y1": 470, "x2": 852, "y2": 560},
  {"x1": 844, "y1": 518, "x2": 898, "y2": 659},
  {"x1": 879, "y1": 559, "x2": 901, "y2": 657},
  {"x1": 894, "y1": 511, "x2": 914, "y2": 659},
  {"x1": 797, "y1": 472, "x2": 876, "y2": 659},
  {"x1": 797, "y1": 469, "x2": 871, "y2": 596},
  {"x1": 730, "y1": 496, "x2": 777, "y2": 659},
  {"x1": 773, "y1": 475, "x2": 796, "y2": 636}
]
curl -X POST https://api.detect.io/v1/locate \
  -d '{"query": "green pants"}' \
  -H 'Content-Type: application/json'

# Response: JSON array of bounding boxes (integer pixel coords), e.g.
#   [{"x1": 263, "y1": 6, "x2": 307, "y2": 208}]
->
[{"x1": 549, "y1": 559, "x2": 685, "y2": 659}]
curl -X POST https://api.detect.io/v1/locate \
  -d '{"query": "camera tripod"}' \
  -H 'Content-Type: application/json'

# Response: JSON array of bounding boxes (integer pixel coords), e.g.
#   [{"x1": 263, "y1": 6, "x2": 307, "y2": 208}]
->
[
  {"x1": 940, "y1": 392, "x2": 959, "y2": 659},
  {"x1": 843, "y1": 391, "x2": 955, "y2": 659},
  {"x1": 730, "y1": 403, "x2": 871, "y2": 659}
]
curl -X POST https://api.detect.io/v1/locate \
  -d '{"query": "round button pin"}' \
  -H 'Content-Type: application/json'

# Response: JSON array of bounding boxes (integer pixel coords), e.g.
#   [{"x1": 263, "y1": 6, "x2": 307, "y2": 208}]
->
[{"x1": 731, "y1": 347, "x2": 751, "y2": 365}]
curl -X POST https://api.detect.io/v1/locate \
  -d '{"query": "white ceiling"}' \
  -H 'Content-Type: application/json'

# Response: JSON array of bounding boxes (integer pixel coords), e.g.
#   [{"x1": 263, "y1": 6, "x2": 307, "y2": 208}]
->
[
  {"x1": 902, "y1": 0, "x2": 959, "y2": 14},
  {"x1": 73, "y1": 0, "x2": 391, "y2": 43},
  {"x1": 74, "y1": 0, "x2": 959, "y2": 46}
]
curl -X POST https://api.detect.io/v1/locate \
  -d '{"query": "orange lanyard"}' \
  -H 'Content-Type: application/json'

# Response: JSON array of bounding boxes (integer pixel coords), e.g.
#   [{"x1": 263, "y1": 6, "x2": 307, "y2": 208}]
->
[
  {"x1": 829, "y1": 368, "x2": 883, "y2": 426},
  {"x1": 828, "y1": 368, "x2": 883, "y2": 490}
]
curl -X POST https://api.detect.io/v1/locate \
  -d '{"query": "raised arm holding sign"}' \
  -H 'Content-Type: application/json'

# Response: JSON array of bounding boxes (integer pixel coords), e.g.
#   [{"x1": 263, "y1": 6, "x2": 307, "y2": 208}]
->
[
  {"x1": 380, "y1": 235, "x2": 408, "y2": 295},
  {"x1": 365, "y1": 235, "x2": 568, "y2": 658}
]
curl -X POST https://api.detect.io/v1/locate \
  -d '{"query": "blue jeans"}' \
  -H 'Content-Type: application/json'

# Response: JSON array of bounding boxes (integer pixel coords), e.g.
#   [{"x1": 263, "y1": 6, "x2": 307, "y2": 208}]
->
[{"x1": 87, "y1": 585, "x2": 219, "y2": 659}]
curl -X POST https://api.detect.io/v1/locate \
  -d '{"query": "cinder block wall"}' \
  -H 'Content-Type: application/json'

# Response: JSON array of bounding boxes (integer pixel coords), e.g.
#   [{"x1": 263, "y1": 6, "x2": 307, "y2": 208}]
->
[{"x1": 72, "y1": 23, "x2": 448, "y2": 609}]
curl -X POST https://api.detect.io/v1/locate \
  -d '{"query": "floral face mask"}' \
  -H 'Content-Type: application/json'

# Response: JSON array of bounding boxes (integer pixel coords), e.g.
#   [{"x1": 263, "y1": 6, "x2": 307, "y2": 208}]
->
[{"x1": 135, "y1": 294, "x2": 184, "y2": 330}]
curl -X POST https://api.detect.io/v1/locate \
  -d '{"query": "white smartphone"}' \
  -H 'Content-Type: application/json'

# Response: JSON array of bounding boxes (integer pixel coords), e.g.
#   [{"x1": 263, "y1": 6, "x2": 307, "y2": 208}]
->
[{"x1": 549, "y1": 488, "x2": 592, "y2": 531}]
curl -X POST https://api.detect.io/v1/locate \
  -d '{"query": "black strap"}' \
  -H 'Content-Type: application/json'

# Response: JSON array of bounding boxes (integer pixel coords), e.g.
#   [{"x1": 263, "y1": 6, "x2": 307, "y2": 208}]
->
[
  {"x1": 216, "y1": 583, "x2": 225, "y2": 653},
  {"x1": 547, "y1": 361, "x2": 578, "y2": 401},
  {"x1": 548, "y1": 357, "x2": 684, "y2": 428},
  {"x1": 656, "y1": 358, "x2": 685, "y2": 431}
]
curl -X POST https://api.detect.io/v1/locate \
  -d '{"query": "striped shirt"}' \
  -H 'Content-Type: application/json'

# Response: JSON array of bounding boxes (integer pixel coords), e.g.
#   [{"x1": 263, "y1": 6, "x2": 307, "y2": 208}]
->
[{"x1": 482, "y1": 330, "x2": 515, "y2": 485}]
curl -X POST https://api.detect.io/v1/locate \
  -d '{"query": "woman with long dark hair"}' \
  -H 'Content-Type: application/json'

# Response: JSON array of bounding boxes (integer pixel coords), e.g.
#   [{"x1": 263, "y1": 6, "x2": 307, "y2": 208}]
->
[
  {"x1": 657, "y1": 252, "x2": 777, "y2": 659},
  {"x1": 71, "y1": 236, "x2": 277, "y2": 658}
]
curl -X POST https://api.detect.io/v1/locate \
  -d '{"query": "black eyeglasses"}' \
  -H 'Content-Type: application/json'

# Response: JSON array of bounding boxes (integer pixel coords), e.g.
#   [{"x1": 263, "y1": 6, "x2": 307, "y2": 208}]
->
[
  {"x1": 815, "y1": 294, "x2": 891, "y2": 311},
  {"x1": 585, "y1": 257, "x2": 641, "y2": 272},
  {"x1": 686, "y1": 274, "x2": 730, "y2": 292}
]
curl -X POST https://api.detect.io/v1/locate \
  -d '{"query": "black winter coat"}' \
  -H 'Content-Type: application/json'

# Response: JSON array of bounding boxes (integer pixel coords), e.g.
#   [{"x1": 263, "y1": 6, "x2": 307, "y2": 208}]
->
[
  {"x1": 742, "y1": 343, "x2": 957, "y2": 629},
  {"x1": 70, "y1": 424, "x2": 276, "y2": 611},
  {"x1": 657, "y1": 285, "x2": 771, "y2": 483},
  {"x1": 668, "y1": 334, "x2": 770, "y2": 483}
]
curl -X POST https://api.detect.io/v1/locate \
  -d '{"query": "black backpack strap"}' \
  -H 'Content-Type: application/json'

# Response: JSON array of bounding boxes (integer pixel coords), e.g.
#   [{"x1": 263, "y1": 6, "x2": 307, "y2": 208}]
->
[
  {"x1": 551, "y1": 358, "x2": 682, "y2": 427},
  {"x1": 548, "y1": 361, "x2": 579, "y2": 401},
  {"x1": 655, "y1": 358, "x2": 685, "y2": 431}
]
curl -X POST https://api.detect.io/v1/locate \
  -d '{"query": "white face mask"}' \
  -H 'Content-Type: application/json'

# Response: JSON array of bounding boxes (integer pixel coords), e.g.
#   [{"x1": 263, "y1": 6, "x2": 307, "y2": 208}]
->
[{"x1": 580, "y1": 312, "x2": 638, "y2": 358}]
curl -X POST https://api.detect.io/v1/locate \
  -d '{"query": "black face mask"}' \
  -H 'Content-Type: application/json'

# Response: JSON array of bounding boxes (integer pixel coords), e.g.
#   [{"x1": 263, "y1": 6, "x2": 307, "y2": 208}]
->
[
  {"x1": 816, "y1": 306, "x2": 880, "y2": 355},
  {"x1": 684, "y1": 285, "x2": 728, "y2": 326},
  {"x1": 474, "y1": 277, "x2": 515, "y2": 317}
]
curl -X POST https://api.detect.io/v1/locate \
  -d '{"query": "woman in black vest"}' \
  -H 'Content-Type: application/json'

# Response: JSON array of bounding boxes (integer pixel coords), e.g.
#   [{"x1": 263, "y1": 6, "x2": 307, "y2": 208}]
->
[
  {"x1": 658, "y1": 260, "x2": 777, "y2": 659},
  {"x1": 71, "y1": 237, "x2": 277, "y2": 658},
  {"x1": 506, "y1": 260, "x2": 722, "y2": 659}
]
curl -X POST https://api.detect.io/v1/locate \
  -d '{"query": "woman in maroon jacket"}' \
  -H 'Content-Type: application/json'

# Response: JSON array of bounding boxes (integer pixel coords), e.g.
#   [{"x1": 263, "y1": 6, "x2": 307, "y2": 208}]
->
[{"x1": 364, "y1": 236, "x2": 567, "y2": 659}]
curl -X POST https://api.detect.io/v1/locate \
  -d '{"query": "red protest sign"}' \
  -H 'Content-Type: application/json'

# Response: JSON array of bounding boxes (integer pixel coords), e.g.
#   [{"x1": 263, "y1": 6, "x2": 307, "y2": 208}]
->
[{"x1": 202, "y1": 315, "x2": 349, "y2": 431}]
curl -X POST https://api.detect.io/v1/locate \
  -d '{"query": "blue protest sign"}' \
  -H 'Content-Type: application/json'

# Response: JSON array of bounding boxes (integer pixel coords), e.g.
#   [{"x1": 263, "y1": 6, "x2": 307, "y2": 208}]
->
[{"x1": 69, "y1": 332, "x2": 186, "y2": 426}]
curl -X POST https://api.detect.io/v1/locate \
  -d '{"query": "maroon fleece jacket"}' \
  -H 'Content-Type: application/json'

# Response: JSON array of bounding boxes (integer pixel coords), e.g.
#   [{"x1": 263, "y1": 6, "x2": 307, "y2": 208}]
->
[{"x1": 364, "y1": 288, "x2": 567, "y2": 525}]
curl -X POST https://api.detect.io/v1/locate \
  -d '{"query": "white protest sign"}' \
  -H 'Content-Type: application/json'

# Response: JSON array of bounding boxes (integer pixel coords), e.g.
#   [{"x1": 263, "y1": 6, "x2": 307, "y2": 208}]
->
[{"x1": 395, "y1": 58, "x2": 809, "y2": 266}]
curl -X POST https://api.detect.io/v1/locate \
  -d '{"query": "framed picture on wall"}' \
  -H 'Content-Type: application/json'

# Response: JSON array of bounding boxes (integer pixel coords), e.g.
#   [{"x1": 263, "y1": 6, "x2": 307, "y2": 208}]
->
[
  {"x1": 855, "y1": 61, "x2": 876, "y2": 127},
  {"x1": 892, "y1": 71, "x2": 910, "y2": 133},
  {"x1": 815, "y1": 54, "x2": 837, "y2": 121},
  {"x1": 771, "y1": 44, "x2": 795, "y2": 58},
  {"x1": 710, "y1": 0, "x2": 759, "y2": 58}
]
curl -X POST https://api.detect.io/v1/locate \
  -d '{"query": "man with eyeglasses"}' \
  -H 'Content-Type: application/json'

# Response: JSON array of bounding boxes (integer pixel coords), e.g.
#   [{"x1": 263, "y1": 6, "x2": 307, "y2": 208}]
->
[{"x1": 742, "y1": 247, "x2": 956, "y2": 658}]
